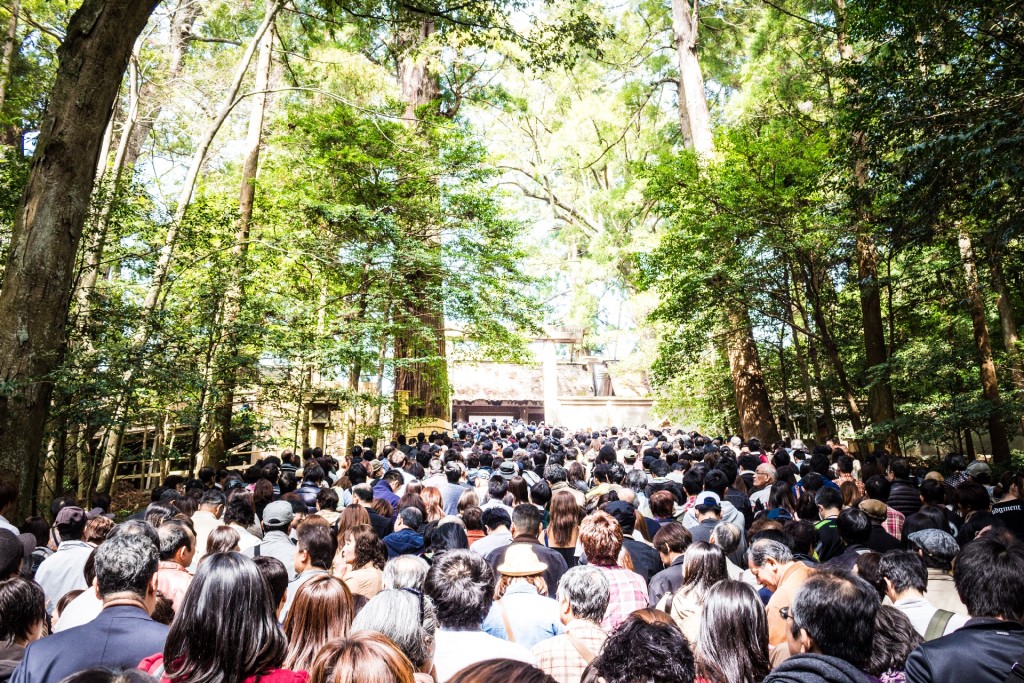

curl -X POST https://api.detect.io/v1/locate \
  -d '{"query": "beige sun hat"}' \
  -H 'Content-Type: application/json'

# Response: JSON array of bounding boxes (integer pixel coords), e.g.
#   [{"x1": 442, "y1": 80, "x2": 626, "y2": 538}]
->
[{"x1": 496, "y1": 544, "x2": 548, "y2": 577}]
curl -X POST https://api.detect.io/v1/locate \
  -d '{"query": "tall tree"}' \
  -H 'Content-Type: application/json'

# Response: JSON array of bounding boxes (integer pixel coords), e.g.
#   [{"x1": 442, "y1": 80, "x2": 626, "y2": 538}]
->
[{"x1": 0, "y1": 0, "x2": 161, "y2": 517}]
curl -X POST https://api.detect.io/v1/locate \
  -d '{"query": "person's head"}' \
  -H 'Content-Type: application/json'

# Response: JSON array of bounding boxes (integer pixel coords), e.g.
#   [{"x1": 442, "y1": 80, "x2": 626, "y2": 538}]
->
[
  {"x1": 95, "y1": 532, "x2": 159, "y2": 607},
  {"x1": 649, "y1": 491, "x2": 676, "y2": 520},
  {"x1": 907, "y1": 528, "x2": 959, "y2": 571},
  {"x1": 710, "y1": 522, "x2": 741, "y2": 557},
  {"x1": 206, "y1": 525, "x2": 240, "y2": 554},
  {"x1": 198, "y1": 489, "x2": 227, "y2": 515},
  {"x1": 302, "y1": 464, "x2": 325, "y2": 485},
  {"x1": 309, "y1": 631, "x2": 416, "y2": 683},
  {"x1": 865, "y1": 606, "x2": 923, "y2": 679},
  {"x1": 341, "y1": 524, "x2": 386, "y2": 570},
  {"x1": 786, "y1": 570, "x2": 879, "y2": 669},
  {"x1": 879, "y1": 549, "x2": 927, "y2": 601},
  {"x1": 703, "y1": 470, "x2": 729, "y2": 497},
  {"x1": 747, "y1": 538, "x2": 794, "y2": 592},
  {"x1": 423, "y1": 549, "x2": 494, "y2": 630},
  {"x1": 888, "y1": 458, "x2": 910, "y2": 480},
  {"x1": 383, "y1": 554, "x2": 430, "y2": 591},
  {"x1": 681, "y1": 542, "x2": 727, "y2": 601},
  {"x1": 783, "y1": 520, "x2": 819, "y2": 558},
  {"x1": 447, "y1": 660, "x2": 556, "y2": 683},
  {"x1": 430, "y1": 520, "x2": 469, "y2": 554},
  {"x1": 157, "y1": 520, "x2": 195, "y2": 568},
  {"x1": 0, "y1": 576, "x2": 46, "y2": 645},
  {"x1": 295, "y1": 521, "x2": 337, "y2": 574},
  {"x1": 652, "y1": 522, "x2": 692, "y2": 563},
  {"x1": 510, "y1": 504, "x2": 543, "y2": 538},
  {"x1": 696, "y1": 581, "x2": 769, "y2": 683},
  {"x1": 83, "y1": 516, "x2": 115, "y2": 544},
  {"x1": 393, "y1": 506, "x2": 423, "y2": 535},
  {"x1": 837, "y1": 507, "x2": 871, "y2": 546},
  {"x1": 547, "y1": 490, "x2": 582, "y2": 546},
  {"x1": 283, "y1": 574, "x2": 355, "y2": 671},
  {"x1": 956, "y1": 482, "x2": 991, "y2": 514},
  {"x1": 814, "y1": 486, "x2": 844, "y2": 515},
  {"x1": 481, "y1": 507, "x2": 511, "y2": 533},
  {"x1": 585, "y1": 612, "x2": 696, "y2": 683},
  {"x1": 261, "y1": 500, "x2": 295, "y2": 533},
  {"x1": 54, "y1": 505, "x2": 88, "y2": 542},
  {"x1": 352, "y1": 589, "x2": 438, "y2": 671},
  {"x1": 166, "y1": 552, "x2": 285, "y2": 683},
  {"x1": 252, "y1": 555, "x2": 289, "y2": 616},
  {"x1": 555, "y1": 565, "x2": 609, "y2": 626},
  {"x1": 579, "y1": 511, "x2": 623, "y2": 567},
  {"x1": 0, "y1": 532, "x2": 24, "y2": 579},
  {"x1": 954, "y1": 535, "x2": 1024, "y2": 621},
  {"x1": 864, "y1": 475, "x2": 890, "y2": 503}
]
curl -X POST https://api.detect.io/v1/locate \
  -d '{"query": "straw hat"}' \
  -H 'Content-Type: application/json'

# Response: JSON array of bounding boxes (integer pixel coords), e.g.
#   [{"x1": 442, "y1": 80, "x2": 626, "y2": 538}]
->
[{"x1": 496, "y1": 544, "x2": 548, "y2": 577}]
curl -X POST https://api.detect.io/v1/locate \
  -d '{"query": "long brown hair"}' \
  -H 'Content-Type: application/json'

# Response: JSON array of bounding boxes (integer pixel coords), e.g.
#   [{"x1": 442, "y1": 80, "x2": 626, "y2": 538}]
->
[
  {"x1": 283, "y1": 574, "x2": 355, "y2": 671},
  {"x1": 420, "y1": 487, "x2": 445, "y2": 522},
  {"x1": 309, "y1": 631, "x2": 415, "y2": 683},
  {"x1": 336, "y1": 504, "x2": 370, "y2": 547},
  {"x1": 548, "y1": 490, "x2": 581, "y2": 547}
]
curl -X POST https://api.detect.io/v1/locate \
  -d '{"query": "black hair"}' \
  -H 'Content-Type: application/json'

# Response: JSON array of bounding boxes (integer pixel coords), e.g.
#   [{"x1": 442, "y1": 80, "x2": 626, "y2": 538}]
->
[
  {"x1": 544, "y1": 465, "x2": 567, "y2": 484},
  {"x1": 954, "y1": 536, "x2": 1024, "y2": 621},
  {"x1": 199, "y1": 489, "x2": 227, "y2": 508},
  {"x1": 585, "y1": 613, "x2": 696, "y2": 683},
  {"x1": 252, "y1": 555, "x2": 289, "y2": 608},
  {"x1": 157, "y1": 520, "x2": 194, "y2": 561},
  {"x1": 0, "y1": 576, "x2": 45, "y2": 641},
  {"x1": 399, "y1": 506, "x2": 424, "y2": 530},
  {"x1": 296, "y1": 523, "x2": 337, "y2": 570},
  {"x1": 703, "y1": 470, "x2": 730, "y2": 497},
  {"x1": 424, "y1": 549, "x2": 495, "y2": 629},
  {"x1": 481, "y1": 507, "x2": 511, "y2": 531},
  {"x1": 836, "y1": 455, "x2": 854, "y2": 474},
  {"x1": 789, "y1": 570, "x2": 878, "y2": 668},
  {"x1": 864, "y1": 475, "x2": 890, "y2": 502},
  {"x1": 956, "y1": 482, "x2": 991, "y2": 513},
  {"x1": 837, "y1": 507, "x2": 871, "y2": 546},
  {"x1": 879, "y1": 550, "x2": 927, "y2": 594},
  {"x1": 865, "y1": 606, "x2": 922, "y2": 677},
  {"x1": 697, "y1": 581, "x2": 769, "y2": 683},
  {"x1": 430, "y1": 523, "x2": 469, "y2": 554},
  {"x1": 165, "y1": 552, "x2": 286, "y2": 683},
  {"x1": 511, "y1": 504, "x2": 543, "y2": 537},
  {"x1": 198, "y1": 467, "x2": 216, "y2": 484},
  {"x1": 95, "y1": 533, "x2": 159, "y2": 599},
  {"x1": 58, "y1": 670, "x2": 158, "y2": 683},
  {"x1": 0, "y1": 532, "x2": 23, "y2": 578},
  {"x1": 903, "y1": 507, "x2": 947, "y2": 536},
  {"x1": 919, "y1": 479, "x2": 946, "y2": 505},
  {"x1": 814, "y1": 486, "x2": 844, "y2": 511},
  {"x1": 888, "y1": 458, "x2": 910, "y2": 480},
  {"x1": 529, "y1": 480, "x2": 552, "y2": 507},
  {"x1": 784, "y1": 520, "x2": 819, "y2": 557},
  {"x1": 224, "y1": 499, "x2": 256, "y2": 528},
  {"x1": 302, "y1": 464, "x2": 324, "y2": 485}
]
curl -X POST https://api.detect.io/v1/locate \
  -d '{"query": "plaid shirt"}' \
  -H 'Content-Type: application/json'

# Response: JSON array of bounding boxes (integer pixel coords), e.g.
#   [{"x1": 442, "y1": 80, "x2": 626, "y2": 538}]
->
[
  {"x1": 883, "y1": 506, "x2": 906, "y2": 540},
  {"x1": 595, "y1": 565, "x2": 649, "y2": 631},
  {"x1": 532, "y1": 619, "x2": 608, "y2": 683}
]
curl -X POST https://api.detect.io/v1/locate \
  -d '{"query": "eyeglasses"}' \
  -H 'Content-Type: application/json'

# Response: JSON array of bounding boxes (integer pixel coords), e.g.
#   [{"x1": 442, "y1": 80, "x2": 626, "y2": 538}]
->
[
  {"x1": 402, "y1": 587, "x2": 425, "y2": 623},
  {"x1": 779, "y1": 606, "x2": 794, "y2": 621}
]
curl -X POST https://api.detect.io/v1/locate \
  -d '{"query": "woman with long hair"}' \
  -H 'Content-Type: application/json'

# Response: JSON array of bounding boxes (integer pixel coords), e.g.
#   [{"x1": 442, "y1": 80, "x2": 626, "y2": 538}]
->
[
  {"x1": 507, "y1": 477, "x2": 530, "y2": 507},
  {"x1": 419, "y1": 488, "x2": 445, "y2": 524},
  {"x1": 762, "y1": 482, "x2": 799, "y2": 521},
  {"x1": 205, "y1": 526, "x2": 240, "y2": 556},
  {"x1": 695, "y1": 581, "x2": 769, "y2": 683},
  {"x1": 492, "y1": 545, "x2": 561, "y2": 649},
  {"x1": 309, "y1": 632, "x2": 415, "y2": 683},
  {"x1": 540, "y1": 490, "x2": 582, "y2": 569},
  {"x1": 332, "y1": 524, "x2": 386, "y2": 599},
  {"x1": 140, "y1": 552, "x2": 304, "y2": 683},
  {"x1": 334, "y1": 504, "x2": 371, "y2": 555},
  {"x1": 669, "y1": 542, "x2": 727, "y2": 645},
  {"x1": 283, "y1": 574, "x2": 355, "y2": 672}
]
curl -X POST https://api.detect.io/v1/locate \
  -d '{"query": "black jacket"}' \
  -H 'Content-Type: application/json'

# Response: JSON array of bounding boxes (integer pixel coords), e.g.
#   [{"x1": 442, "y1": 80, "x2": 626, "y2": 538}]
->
[
  {"x1": 888, "y1": 479, "x2": 922, "y2": 518},
  {"x1": 866, "y1": 519, "x2": 901, "y2": 553},
  {"x1": 763, "y1": 654, "x2": 872, "y2": 683},
  {"x1": 648, "y1": 555, "x2": 685, "y2": 607},
  {"x1": 905, "y1": 618, "x2": 1024, "y2": 683},
  {"x1": 622, "y1": 537, "x2": 663, "y2": 584},
  {"x1": 815, "y1": 517, "x2": 844, "y2": 563}
]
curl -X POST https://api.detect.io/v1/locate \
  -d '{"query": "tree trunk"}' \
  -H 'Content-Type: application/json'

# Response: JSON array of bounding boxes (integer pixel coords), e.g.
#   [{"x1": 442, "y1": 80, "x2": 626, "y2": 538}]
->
[
  {"x1": 392, "y1": 18, "x2": 450, "y2": 423},
  {"x1": 856, "y1": 232, "x2": 898, "y2": 449},
  {"x1": 958, "y1": 229, "x2": 1012, "y2": 463},
  {"x1": 0, "y1": 0, "x2": 18, "y2": 116},
  {"x1": 989, "y1": 249, "x2": 1024, "y2": 435},
  {"x1": 726, "y1": 308, "x2": 782, "y2": 445},
  {"x1": 670, "y1": 0, "x2": 713, "y2": 154},
  {"x1": 0, "y1": 0, "x2": 161, "y2": 519},
  {"x1": 205, "y1": 0, "x2": 277, "y2": 469},
  {"x1": 94, "y1": 1, "x2": 283, "y2": 493}
]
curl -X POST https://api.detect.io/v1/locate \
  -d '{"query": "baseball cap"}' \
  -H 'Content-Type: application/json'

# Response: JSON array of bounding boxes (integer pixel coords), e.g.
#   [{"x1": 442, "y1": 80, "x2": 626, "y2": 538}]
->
[
  {"x1": 54, "y1": 506, "x2": 87, "y2": 527},
  {"x1": 262, "y1": 500, "x2": 295, "y2": 527},
  {"x1": 695, "y1": 491, "x2": 722, "y2": 509}
]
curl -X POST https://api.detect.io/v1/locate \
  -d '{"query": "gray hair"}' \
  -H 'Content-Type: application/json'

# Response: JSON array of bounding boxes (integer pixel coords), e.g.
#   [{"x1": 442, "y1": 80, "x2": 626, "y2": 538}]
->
[
  {"x1": 437, "y1": 515, "x2": 465, "y2": 528},
  {"x1": 383, "y1": 554, "x2": 430, "y2": 590},
  {"x1": 624, "y1": 470, "x2": 648, "y2": 492},
  {"x1": 351, "y1": 589, "x2": 437, "y2": 668},
  {"x1": 95, "y1": 533, "x2": 159, "y2": 599},
  {"x1": 749, "y1": 538, "x2": 793, "y2": 567},
  {"x1": 711, "y1": 522, "x2": 741, "y2": 554},
  {"x1": 557, "y1": 565, "x2": 610, "y2": 623}
]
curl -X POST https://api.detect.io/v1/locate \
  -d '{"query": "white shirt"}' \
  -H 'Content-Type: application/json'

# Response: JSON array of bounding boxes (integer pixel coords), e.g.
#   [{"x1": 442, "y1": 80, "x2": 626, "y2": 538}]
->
[
  {"x1": 470, "y1": 528, "x2": 513, "y2": 557},
  {"x1": 189, "y1": 509, "x2": 222, "y2": 571},
  {"x1": 893, "y1": 595, "x2": 969, "y2": 638},
  {"x1": 433, "y1": 629, "x2": 535, "y2": 682},
  {"x1": 35, "y1": 540, "x2": 94, "y2": 613},
  {"x1": 230, "y1": 524, "x2": 262, "y2": 552},
  {"x1": 0, "y1": 514, "x2": 18, "y2": 536},
  {"x1": 53, "y1": 585, "x2": 103, "y2": 632}
]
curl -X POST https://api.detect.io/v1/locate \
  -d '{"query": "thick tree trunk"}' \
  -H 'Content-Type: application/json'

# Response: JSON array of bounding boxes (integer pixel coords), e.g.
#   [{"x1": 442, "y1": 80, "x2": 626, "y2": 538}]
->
[
  {"x1": 0, "y1": 0, "x2": 19, "y2": 118},
  {"x1": 989, "y1": 250, "x2": 1024, "y2": 435},
  {"x1": 670, "y1": 0, "x2": 713, "y2": 154},
  {"x1": 856, "y1": 232, "x2": 898, "y2": 448},
  {"x1": 0, "y1": 0, "x2": 161, "y2": 519},
  {"x1": 958, "y1": 230, "x2": 1012, "y2": 463},
  {"x1": 726, "y1": 308, "x2": 782, "y2": 445},
  {"x1": 94, "y1": 1, "x2": 283, "y2": 493},
  {"x1": 205, "y1": 1, "x2": 276, "y2": 469},
  {"x1": 393, "y1": 18, "x2": 450, "y2": 424}
]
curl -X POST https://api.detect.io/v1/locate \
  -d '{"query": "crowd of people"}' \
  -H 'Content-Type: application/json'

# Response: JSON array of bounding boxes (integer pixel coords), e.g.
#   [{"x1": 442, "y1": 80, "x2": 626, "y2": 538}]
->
[{"x1": 1, "y1": 422, "x2": 1023, "y2": 683}]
